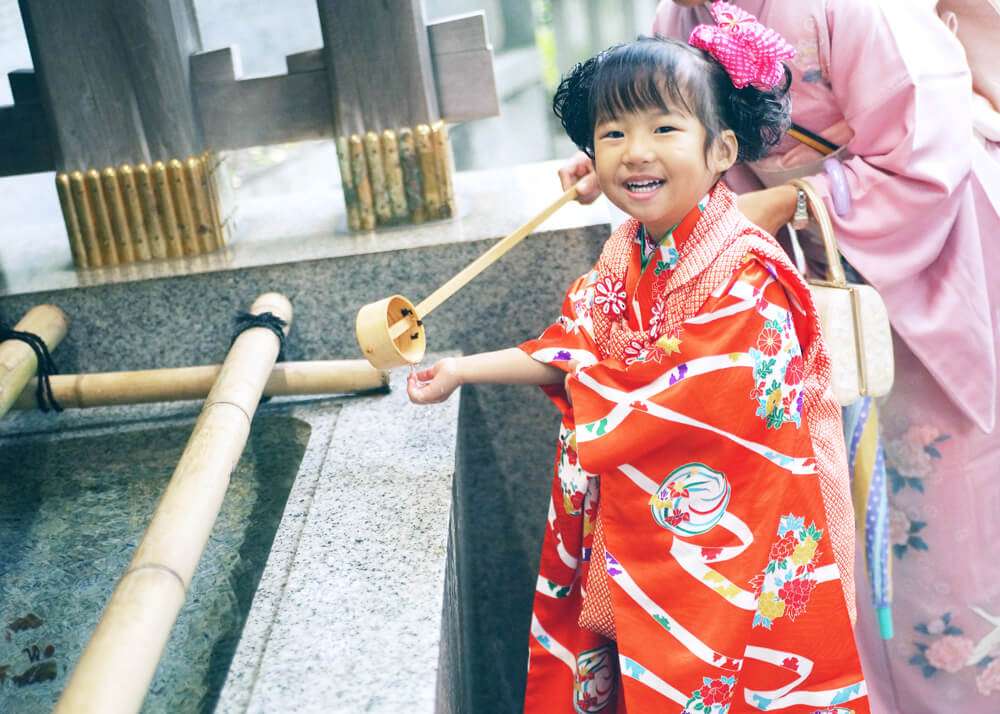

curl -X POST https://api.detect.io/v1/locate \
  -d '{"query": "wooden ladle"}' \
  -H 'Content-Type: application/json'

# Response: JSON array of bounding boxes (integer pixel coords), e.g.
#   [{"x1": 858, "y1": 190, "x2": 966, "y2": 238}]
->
[{"x1": 356, "y1": 184, "x2": 580, "y2": 369}]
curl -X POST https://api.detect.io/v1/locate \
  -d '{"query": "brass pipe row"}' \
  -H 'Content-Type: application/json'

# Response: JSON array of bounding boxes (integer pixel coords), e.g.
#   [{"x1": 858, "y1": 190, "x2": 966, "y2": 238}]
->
[
  {"x1": 55, "y1": 153, "x2": 225, "y2": 269},
  {"x1": 336, "y1": 120, "x2": 455, "y2": 232}
]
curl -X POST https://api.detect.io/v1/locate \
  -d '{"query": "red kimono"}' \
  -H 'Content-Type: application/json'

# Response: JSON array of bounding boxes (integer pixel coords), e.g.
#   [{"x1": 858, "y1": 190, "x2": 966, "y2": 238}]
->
[{"x1": 519, "y1": 184, "x2": 868, "y2": 713}]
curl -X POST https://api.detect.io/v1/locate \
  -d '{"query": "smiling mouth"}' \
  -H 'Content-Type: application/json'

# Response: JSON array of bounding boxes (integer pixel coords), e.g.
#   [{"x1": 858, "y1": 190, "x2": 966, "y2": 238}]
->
[{"x1": 625, "y1": 179, "x2": 664, "y2": 193}]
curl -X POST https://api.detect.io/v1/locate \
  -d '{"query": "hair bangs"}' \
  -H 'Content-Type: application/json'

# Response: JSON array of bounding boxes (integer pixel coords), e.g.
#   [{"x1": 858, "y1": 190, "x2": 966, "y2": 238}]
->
[{"x1": 591, "y1": 43, "x2": 699, "y2": 127}]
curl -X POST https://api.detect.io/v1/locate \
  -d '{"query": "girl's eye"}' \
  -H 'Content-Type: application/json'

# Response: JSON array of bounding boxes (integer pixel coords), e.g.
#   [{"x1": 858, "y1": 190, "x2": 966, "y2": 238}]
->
[
  {"x1": 601, "y1": 130, "x2": 624, "y2": 139},
  {"x1": 655, "y1": 126, "x2": 676, "y2": 134}
]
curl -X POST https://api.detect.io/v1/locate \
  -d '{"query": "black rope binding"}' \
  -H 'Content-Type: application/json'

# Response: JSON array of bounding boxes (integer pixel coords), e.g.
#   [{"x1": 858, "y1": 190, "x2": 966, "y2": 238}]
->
[
  {"x1": 230, "y1": 311, "x2": 288, "y2": 403},
  {"x1": 230, "y1": 311, "x2": 288, "y2": 361},
  {"x1": 0, "y1": 320, "x2": 63, "y2": 412}
]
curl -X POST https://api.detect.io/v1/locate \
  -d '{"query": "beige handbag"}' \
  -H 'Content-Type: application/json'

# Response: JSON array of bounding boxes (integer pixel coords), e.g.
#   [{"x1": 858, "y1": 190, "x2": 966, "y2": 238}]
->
[{"x1": 787, "y1": 179, "x2": 894, "y2": 406}]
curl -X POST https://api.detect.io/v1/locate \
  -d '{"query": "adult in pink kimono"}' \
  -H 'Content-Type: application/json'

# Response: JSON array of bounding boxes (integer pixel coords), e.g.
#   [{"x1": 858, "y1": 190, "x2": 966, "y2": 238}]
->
[{"x1": 557, "y1": 1, "x2": 1000, "y2": 711}]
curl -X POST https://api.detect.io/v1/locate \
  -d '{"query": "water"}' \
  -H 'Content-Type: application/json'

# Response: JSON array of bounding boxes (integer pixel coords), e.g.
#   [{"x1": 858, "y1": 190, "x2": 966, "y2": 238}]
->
[{"x1": 0, "y1": 415, "x2": 310, "y2": 713}]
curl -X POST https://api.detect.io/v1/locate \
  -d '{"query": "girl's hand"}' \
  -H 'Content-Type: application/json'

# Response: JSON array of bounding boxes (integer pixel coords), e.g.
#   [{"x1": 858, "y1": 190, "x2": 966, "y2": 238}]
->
[
  {"x1": 407, "y1": 358, "x2": 462, "y2": 405},
  {"x1": 558, "y1": 151, "x2": 602, "y2": 205},
  {"x1": 737, "y1": 185, "x2": 798, "y2": 236}
]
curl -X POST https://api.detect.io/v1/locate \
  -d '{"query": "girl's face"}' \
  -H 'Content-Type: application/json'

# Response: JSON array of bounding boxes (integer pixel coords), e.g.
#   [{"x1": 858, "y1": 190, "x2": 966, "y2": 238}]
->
[{"x1": 593, "y1": 104, "x2": 735, "y2": 237}]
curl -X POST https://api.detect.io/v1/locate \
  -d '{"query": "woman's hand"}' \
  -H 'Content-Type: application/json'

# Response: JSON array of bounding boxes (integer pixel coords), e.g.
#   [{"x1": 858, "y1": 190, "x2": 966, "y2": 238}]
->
[
  {"x1": 407, "y1": 357, "x2": 462, "y2": 405},
  {"x1": 737, "y1": 184, "x2": 799, "y2": 236},
  {"x1": 558, "y1": 151, "x2": 602, "y2": 204}
]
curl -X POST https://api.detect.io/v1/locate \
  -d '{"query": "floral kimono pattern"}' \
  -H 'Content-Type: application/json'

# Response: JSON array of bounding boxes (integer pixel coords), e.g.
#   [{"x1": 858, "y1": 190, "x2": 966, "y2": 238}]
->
[{"x1": 519, "y1": 186, "x2": 868, "y2": 713}]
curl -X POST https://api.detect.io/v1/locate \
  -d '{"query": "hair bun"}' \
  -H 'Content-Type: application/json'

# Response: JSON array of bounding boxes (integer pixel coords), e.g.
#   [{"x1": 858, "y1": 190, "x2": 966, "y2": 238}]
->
[{"x1": 722, "y1": 65, "x2": 792, "y2": 163}]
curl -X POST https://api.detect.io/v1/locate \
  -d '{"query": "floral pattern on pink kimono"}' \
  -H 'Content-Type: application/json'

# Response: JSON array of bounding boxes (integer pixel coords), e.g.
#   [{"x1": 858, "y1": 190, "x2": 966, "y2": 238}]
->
[{"x1": 652, "y1": 2, "x2": 1000, "y2": 712}]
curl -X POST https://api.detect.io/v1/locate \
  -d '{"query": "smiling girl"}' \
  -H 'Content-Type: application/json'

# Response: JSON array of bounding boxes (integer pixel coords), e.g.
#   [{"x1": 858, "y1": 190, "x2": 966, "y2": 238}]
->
[{"x1": 408, "y1": 6, "x2": 868, "y2": 712}]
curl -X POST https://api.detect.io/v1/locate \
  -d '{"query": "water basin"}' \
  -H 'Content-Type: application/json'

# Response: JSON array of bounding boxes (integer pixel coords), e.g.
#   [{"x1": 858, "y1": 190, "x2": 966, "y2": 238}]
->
[{"x1": 0, "y1": 414, "x2": 312, "y2": 713}]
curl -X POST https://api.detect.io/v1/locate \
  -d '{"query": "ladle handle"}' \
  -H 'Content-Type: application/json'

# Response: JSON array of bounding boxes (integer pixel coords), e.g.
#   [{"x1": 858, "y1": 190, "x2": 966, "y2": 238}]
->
[{"x1": 387, "y1": 184, "x2": 580, "y2": 340}]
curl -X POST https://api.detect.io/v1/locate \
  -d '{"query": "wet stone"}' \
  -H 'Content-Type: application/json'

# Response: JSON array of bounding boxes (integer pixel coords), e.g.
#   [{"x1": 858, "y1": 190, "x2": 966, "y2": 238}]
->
[{"x1": 0, "y1": 416, "x2": 309, "y2": 712}]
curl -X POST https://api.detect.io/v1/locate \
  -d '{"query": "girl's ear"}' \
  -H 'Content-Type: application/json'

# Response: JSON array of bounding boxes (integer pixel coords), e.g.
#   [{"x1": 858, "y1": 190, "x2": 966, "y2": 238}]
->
[{"x1": 709, "y1": 129, "x2": 739, "y2": 174}]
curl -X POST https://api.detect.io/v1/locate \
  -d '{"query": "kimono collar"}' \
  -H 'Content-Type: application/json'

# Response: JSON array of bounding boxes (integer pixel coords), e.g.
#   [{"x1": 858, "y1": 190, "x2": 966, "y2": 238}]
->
[
  {"x1": 591, "y1": 183, "x2": 747, "y2": 361},
  {"x1": 636, "y1": 191, "x2": 711, "y2": 274}
]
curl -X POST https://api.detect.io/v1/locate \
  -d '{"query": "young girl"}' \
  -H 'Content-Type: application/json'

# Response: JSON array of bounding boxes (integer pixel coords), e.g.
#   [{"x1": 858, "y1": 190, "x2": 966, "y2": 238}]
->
[{"x1": 408, "y1": 7, "x2": 868, "y2": 712}]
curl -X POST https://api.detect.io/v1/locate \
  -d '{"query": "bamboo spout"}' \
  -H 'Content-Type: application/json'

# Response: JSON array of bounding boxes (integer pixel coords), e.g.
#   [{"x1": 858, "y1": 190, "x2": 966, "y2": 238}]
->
[
  {"x1": 0, "y1": 304, "x2": 70, "y2": 419},
  {"x1": 12, "y1": 359, "x2": 387, "y2": 410},
  {"x1": 54, "y1": 293, "x2": 292, "y2": 714}
]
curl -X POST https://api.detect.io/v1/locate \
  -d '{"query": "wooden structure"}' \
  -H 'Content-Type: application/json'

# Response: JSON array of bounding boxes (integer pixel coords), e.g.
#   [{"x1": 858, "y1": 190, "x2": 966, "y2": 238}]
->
[
  {"x1": 53, "y1": 292, "x2": 293, "y2": 714},
  {"x1": 1, "y1": 1, "x2": 500, "y2": 263}
]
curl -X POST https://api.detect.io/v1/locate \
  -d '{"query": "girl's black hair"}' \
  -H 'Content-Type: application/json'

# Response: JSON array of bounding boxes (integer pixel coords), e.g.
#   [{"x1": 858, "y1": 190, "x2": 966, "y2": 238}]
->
[{"x1": 553, "y1": 36, "x2": 791, "y2": 164}]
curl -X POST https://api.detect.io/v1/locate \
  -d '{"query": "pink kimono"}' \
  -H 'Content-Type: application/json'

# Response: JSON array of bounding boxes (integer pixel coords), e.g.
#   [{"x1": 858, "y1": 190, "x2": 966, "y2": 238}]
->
[{"x1": 654, "y1": 2, "x2": 1000, "y2": 712}]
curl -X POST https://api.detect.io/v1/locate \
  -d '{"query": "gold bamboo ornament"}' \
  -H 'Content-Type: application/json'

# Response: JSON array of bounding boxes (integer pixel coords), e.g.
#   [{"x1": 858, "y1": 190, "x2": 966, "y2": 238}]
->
[
  {"x1": 336, "y1": 136, "x2": 361, "y2": 231},
  {"x1": 135, "y1": 163, "x2": 168, "y2": 260},
  {"x1": 0, "y1": 305, "x2": 70, "y2": 419},
  {"x1": 432, "y1": 121, "x2": 456, "y2": 219},
  {"x1": 415, "y1": 123, "x2": 442, "y2": 219},
  {"x1": 336, "y1": 121, "x2": 456, "y2": 231},
  {"x1": 364, "y1": 131, "x2": 393, "y2": 225},
  {"x1": 55, "y1": 153, "x2": 224, "y2": 269},
  {"x1": 381, "y1": 130, "x2": 409, "y2": 221},
  {"x1": 349, "y1": 135, "x2": 376, "y2": 230},
  {"x1": 87, "y1": 168, "x2": 119, "y2": 266},
  {"x1": 54, "y1": 293, "x2": 293, "y2": 714},
  {"x1": 13, "y1": 359, "x2": 387, "y2": 410},
  {"x1": 356, "y1": 184, "x2": 580, "y2": 369},
  {"x1": 70, "y1": 170, "x2": 102, "y2": 267},
  {"x1": 55, "y1": 173, "x2": 88, "y2": 268},
  {"x1": 398, "y1": 127, "x2": 425, "y2": 224},
  {"x1": 102, "y1": 167, "x2": 136, "y2": 263},
  {"x1": 119, "y1": 166, "x2": 152, "y2": 262}
]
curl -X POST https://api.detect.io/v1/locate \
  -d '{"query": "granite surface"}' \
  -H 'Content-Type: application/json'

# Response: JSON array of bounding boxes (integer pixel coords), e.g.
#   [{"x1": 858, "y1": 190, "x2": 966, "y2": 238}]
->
[{"x1": 215, "y1": 366, "x2": 459, "y2": 713}]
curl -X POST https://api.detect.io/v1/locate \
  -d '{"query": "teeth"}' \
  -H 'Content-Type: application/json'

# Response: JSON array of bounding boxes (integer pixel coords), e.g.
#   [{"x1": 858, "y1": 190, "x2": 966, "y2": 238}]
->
[{"x1": 626, "y1": 179, "x2": 663, "y2": 192}]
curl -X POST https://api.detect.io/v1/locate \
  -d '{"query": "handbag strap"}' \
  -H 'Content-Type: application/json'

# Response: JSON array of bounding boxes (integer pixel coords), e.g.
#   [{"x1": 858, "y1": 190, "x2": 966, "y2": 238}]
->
[{"x1": 788, "y1": 178, "x2": 848, "y2": 287}]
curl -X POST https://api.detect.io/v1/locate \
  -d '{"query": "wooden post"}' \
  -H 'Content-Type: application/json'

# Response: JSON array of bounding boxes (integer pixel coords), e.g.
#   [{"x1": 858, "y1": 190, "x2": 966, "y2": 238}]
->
[
  {"x1": 12, "y1": 360, "x2": 388, "y2": 410},
  {"x1": 17, "y1": 0, "x2": 204, "y2": 171},
  {"x1": 316, "y1": 0, "x2": 439, "y2": 135},
  {"x1": 53, "y1": 293, "x2": 292, "y2": 714},
  {"x1": 0, "y1": 304, "x2": 69, "y2": 418}
]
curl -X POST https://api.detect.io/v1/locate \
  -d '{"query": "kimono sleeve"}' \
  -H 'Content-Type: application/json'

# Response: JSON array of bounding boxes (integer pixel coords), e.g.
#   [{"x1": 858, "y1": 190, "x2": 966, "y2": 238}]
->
[
  {"x1": 804, "y1": 0, "x2": 997, "y2": 430},
  {"x1": 805, "y1": 0, "x2": 976, "y2": 286},
  {"x1": 518, "y1": 267, "x2": 604, "y2": 419},
  {"x1": 565, "y1": 259, "x2": 810, "y2": 477}
]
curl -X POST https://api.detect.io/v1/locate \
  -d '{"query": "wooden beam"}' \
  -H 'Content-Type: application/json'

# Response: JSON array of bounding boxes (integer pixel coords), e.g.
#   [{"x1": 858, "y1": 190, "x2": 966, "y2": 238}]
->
[
  {"x1": 0, "y1": 70, "x2": 54, "y2": 177},
  {"x1": 428, "y1": 13, "x2": 500, "y2": 123},
  {"x1": 191, "y1": 47, "x2": 332, "y2": 151}
]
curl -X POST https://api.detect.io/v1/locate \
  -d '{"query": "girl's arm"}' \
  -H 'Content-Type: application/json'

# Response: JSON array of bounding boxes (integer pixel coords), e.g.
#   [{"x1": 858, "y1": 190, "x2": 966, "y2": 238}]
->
[{"x1": 406, "y1": 348, "x2": 568, "y2": 405}]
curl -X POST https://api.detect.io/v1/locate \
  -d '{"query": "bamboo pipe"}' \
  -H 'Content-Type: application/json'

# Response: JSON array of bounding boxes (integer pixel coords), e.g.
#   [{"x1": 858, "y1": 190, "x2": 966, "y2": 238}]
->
[
  {"x1": 0, "y1": 305, "x2": 70, "y2": 418},
  {"x1": 54, "y1": 293, "x2": 293, "y2": 714},
  {"x1": 387, "y1": 184, "x2": 579, "y2": 341},
  {"x1": 12, "y1": 359, "x2": 387, "y2": 410}
]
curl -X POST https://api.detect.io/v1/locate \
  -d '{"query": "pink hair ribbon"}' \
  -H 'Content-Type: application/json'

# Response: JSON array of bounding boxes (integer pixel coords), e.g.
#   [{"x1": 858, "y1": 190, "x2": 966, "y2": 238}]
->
[{"x1": 688, "y1": 1, "x2": 795, "y2": 90}]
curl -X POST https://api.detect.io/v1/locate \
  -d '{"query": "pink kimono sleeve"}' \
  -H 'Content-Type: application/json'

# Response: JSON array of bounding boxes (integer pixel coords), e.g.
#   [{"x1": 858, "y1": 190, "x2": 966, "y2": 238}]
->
[{"x1": 803, "y1": 0, "x2": 996, "y2": 431}]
